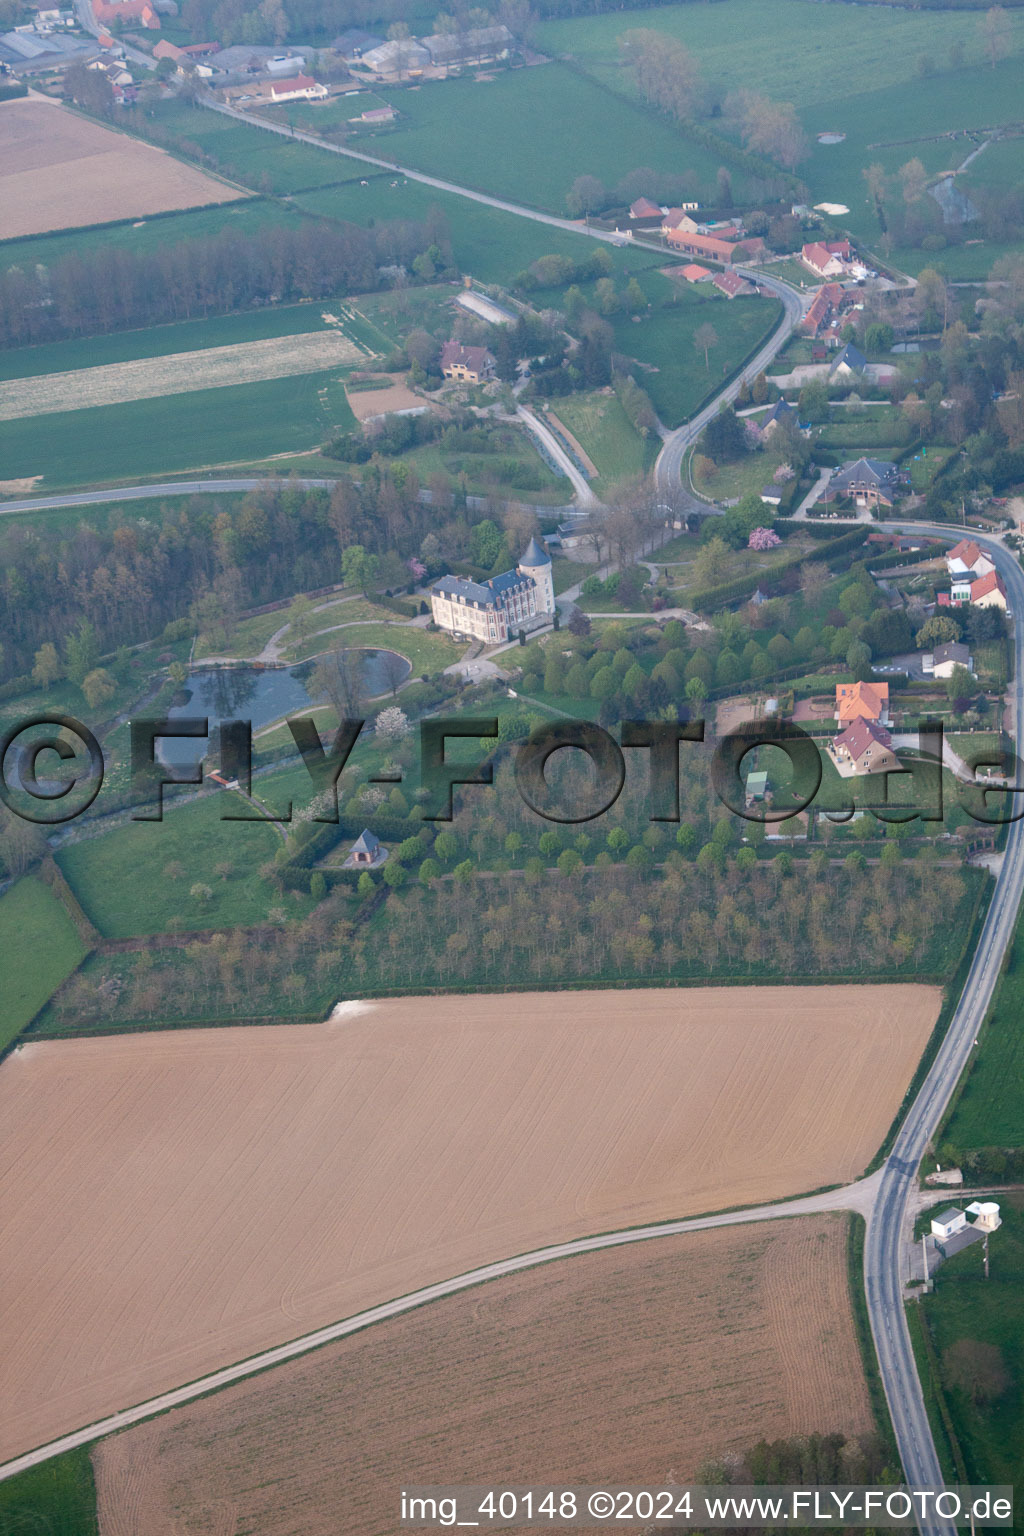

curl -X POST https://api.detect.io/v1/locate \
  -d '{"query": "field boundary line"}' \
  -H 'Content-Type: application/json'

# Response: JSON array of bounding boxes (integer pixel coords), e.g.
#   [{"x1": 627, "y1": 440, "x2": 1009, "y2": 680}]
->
[{"x1": 0, "y1": 1179, "x2": 880, "y2": 1482}]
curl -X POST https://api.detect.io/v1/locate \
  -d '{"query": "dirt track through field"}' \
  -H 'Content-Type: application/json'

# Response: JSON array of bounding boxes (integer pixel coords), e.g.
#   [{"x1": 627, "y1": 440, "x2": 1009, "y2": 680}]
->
[
  {"x1": 0, "y1": 985, "x2": 938, "y2": 1463},
  {"x1": 0, "y1": 332, "x2": 369, "y2": 419},
  {"x1": 0, "y1": 97, "x2": 243, "y2": 239},
  {"x1": 93, "y1": 1215, "x2": 873, "y2": 1536}
]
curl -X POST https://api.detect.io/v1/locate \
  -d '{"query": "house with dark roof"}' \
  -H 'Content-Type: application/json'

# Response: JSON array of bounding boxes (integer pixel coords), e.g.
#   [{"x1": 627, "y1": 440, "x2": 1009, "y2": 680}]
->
[
  {"x1": 332, "y1": 28, "x2": 382, "y2": 59},
  {"x1": 440, "y1": 341, "x2": 495, "y2": 384},
  {"x1": 758, "y1": 398, "x2": 798, "y2": 440},
  {"x1": 828, "y1": 458, "x2": 900, "y2": 508},
  {"x1": 430, "y1": 537, "x2": 555, "y2": 643},
  {"x1": 344, "y1": 827, "x2": 388, "y2": 868},
  {"x1": 922, "y1": 641, "x2": 974, "y2": 680},
  {"x1": 829, "y1": 341, "x2": 867, "y2": 381}
]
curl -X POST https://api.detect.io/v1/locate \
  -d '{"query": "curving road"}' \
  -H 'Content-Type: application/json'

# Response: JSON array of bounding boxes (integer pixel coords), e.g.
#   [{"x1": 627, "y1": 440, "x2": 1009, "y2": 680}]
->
[
  {"x1": 0, "y1": 1172, "x2": 883, "y2": 1486},
  {"x1": 654, "y1": 269, "x2": 809, "y2": 504},
  {"x1": 861, "y1": 521, "x2": 1024, "y2": 1532}
]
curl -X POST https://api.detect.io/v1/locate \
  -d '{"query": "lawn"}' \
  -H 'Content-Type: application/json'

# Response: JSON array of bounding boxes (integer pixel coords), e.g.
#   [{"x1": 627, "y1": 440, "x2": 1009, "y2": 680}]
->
[
  {"x1": 611, "y1": 272, "x2": 783, "y2": 429},
  {"x1": 56, "y1": 791, "x2": 305, "y2": 939},
  {"x1": 0, "y1": 302, "x2": 370, "y2": 383},
  {"x1": 371, "y1": 63, "x2": 732, "y2": 214},
  {"x1": 943, "y1": 906, "x2": 1024, "y2": 1150},
  {"x1": 546, "y1": 390, "x2": 656, "y2": 496},
  {"x1": 0, "y1": 876, "x2": 88, "y2": 1053},
  {"x1": 285, "y1": 619, "x2": 463, "y2": 673},
  {"x1": 535, "y1": 0, "x2": 1001, "y2": 112},
  {"x1": 916, "y1": 1194, "x2": 1024, "y2": 1517},
  {"x1": 398, "y1": 438, "x2": 571, "y2": 503},
  {"x1": 659, "y1": 532, "x2": 816, "y2": 602},
  {"x1": 293, "y1": 179, "x2": 655, "y2": 287},
  {"x1": 1, "y1": 370, "x2": 357, "y2": 489},
  {"x1": 691, "y1": 442, "x2": 789, "y2": 503},
  {"x1": 0, "y1": 1449, "x2": 98, "y2": 1536},
  {"x1": 0, "y1": 197, "x2": 304, "y2": 275},
  {"x1": 799, "y1": 54, "x2": 1024, "y2": 247},
  {"x1": 135, "y1": 100, "x2": 370, "y2": 194}
]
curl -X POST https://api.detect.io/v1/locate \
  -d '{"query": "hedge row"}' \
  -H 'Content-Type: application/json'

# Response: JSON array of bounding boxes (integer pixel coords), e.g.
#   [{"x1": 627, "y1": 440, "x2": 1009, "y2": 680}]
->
[{"x1": 688, "y1": 526, "x2": 868, "y2": 611}]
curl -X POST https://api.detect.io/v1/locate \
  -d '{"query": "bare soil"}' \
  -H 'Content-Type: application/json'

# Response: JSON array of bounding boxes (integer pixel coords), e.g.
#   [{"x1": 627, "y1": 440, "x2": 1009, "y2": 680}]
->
[
  {"x1": 0, "y1": 985, "x2": 938, "y2": 1462},
  {"x1": 0, "y1": 97, "x2": 243, "y2": 239},
  {"x1": 344, "y1": 377, "x2": 432, "y2": 421},
  {"x1": 93, "y1": 1214, "x2": 874, "y2": 1536},
  {"x1": 0, "y1": 332, "x2": 367, "y2": 420}
]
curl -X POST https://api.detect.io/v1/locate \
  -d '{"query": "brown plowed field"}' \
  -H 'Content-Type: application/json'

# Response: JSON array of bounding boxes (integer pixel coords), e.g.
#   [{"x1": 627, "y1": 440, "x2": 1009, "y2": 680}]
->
[
  {"x1": 0, "y1": 985, "x2": 937, "y2": 1462},
  {"x1": 0, "y1": 97, "x2": 243, "y2": 238},
  {"x1": 93, "y1": 1214, "x2": 873, "y2": 1536}
]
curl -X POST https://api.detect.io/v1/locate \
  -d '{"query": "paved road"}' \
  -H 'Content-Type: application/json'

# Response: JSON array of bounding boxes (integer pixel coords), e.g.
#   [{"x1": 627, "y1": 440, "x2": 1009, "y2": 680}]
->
[
  {"x1": 0, "y1": 478, "x2": 337, "y2": 515},
  {"x1": 0, "y1": 1172, "x2": 883, "y2": 1485},
  {"x1": 654, "y1": 269, "x2": 809, "y2": 504},
  {"x1": 860, "y1": 522, "x2": 1024, "y2": 1534},
  {"x1": 516, "y1": 404, "x2": 600, "y2": 508}
]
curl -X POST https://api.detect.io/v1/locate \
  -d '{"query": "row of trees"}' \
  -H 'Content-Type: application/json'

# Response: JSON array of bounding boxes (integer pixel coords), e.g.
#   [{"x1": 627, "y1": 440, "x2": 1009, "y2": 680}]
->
[
  {"x1": 0, "y1": 213, "x2": 449, "y2": 347},
  {"x1": 620, "y1": 28, "x2": 809, "y2": 170}
]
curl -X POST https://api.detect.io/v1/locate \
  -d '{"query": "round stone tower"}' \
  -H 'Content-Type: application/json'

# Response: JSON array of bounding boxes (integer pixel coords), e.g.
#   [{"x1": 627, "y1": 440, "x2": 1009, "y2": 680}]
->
[{"x1": 518, "y1": 535, "x2": 555, "y2": 617}]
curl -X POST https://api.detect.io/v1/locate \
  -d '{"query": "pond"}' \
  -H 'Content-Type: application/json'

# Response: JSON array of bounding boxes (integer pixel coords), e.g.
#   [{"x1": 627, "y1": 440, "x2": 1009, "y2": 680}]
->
[{"x1": 157, "y1": 651, "x2": 411, "y2": 771}]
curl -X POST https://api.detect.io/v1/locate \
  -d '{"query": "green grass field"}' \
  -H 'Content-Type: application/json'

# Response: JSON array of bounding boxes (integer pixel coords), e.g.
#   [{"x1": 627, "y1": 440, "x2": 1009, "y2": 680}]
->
[
  {"x1": 293, "y1": 178, "x2": 657, "y2": 287},
  {"x1": 917, "y1": 1195, "x2": 1024, "y2": 1518},
  {"x1": 0, "y1": 196, "x2": 304, "y2": 274},
  {"x1": 136, "y1": 100, "x2": 371, "y2": 193},
  {"x1": 369, "y1": 63, "x2": 732, "y2": 213},
  {"x1": 611, "y1": 272, "x2": 782, "y2": 428},
  {"x1": 800, "y1": 53, "x2": 1024, "y2": 246},
  {"x1": 0, "y1": 302, "x2": 369, "y2": 383},
  {"x1": 284, "y1": 619, "x2": 463, "y2": 671},
  {"x1": 545, "y1": 390, "x2": 655, "y2": 494},
  {"x1": 535, "y1": 0, "x2": 1006, "y2": 111},
  {"x1": 691, "y1": 441, "x2": 788, "y2": 503},
  {"x1": 0, "y1": 875, "x2": 88, "y2": 1052},
  {"x1": 944, "y1": 906, "x2": 1024, "y2": 1150},
  {"x1": 1, "y1": 370, "x2": 356, "y2": 489},
  {"x1": 0, "y1": 1449, "x2": 98, "y2": 1536},
  {"x1": 56, "y1": 790, "x2": 307, "y2": 939}
]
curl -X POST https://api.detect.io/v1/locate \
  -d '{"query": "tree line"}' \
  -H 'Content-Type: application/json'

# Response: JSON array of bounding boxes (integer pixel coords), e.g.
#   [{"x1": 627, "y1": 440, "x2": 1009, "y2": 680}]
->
[{"x1": 0, "y1": 214, "x2": 448, "y2": 348}]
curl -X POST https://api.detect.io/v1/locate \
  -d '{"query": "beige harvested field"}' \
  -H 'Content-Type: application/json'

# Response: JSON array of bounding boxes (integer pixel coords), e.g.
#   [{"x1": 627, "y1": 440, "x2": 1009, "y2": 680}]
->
[
  {"x1": 0, "y1": 985, "x2": 937, "y2": 1462},
  {"x1": 0, "y1": 332, "x2": 368, "y2": 420},
  {"x1": 94, "y1": 1214, "x2": 873, "y2": 1536},
  {"x1": 345, "y1": 377, "x2": 432, "y2": 421},
  {"x1": 0, "y1": 97, "x2": 243, "y2": 239}
]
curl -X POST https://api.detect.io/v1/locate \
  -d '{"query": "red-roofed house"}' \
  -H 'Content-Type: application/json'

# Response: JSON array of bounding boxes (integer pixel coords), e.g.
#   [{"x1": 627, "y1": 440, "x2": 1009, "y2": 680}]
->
[
  {"x1": 801, "y1": 240, "x2": 852, "y2": 278},
  {"x1": 93, "y1": 0, "x2": 160, "y2": 28},
  {"x1": 712, "y1": 270, "x2": 755, "y2": 299},
  {"x1": 153, "y1": 38, "x2": 183, "y2": 59},
  {"x1": 269, "y1": 73, "x2": 328, "y2": 100},
  {"x1": 827, "y1": 718, "x2": 899, "y2": 778},
  {"x1": 679, "y1": 263, "x2": 713, "y2": 283},
  {"x1": 835, "y1": 679, "x2": 890, "y2": 725},
  {"x1": 801, "y1": 281, "x2": 850, "y2": 336},
  {"x1": 946, "y1": 539, "x2": 995, "y2": 580},
  {"x1": 441, "y1": 341, "x2": 495, "y2": 383},
  {"x1": 629, "y1": 196, "x2": 662, "y2": 222},
  {"x1": 665, "y1": 229, "x2": 744, "y2": 265},
  {"x1": 970, "y1": 570, "x2": 1008, "y2": 609}
]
